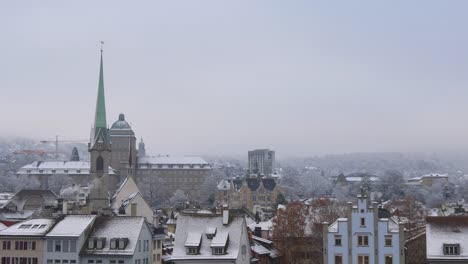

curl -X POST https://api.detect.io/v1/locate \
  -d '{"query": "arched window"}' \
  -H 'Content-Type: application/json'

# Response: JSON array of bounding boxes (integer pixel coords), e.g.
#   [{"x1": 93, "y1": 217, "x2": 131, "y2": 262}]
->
[{"x1": 96, "y1": 156, "x2": 104, "y2": 171}]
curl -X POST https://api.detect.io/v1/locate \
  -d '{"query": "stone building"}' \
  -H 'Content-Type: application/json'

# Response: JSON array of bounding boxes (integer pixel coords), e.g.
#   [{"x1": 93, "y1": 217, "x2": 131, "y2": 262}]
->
[
  {"x1": 109, "y1": 113, "x2": 137, "y2": 188},
  {"x1": 322, "y1": 190, "x2": 405, "y2": 264},
  {"x1": 137, "y1": 156, "x2": 212, "y2": 203},
  {"x1": 215, "y1": 177, "x2": 285, "y2": 211}
]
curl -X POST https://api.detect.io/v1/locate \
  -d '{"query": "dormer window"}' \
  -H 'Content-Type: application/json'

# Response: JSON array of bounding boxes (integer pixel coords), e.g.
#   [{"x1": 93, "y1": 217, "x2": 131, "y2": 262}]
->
[
  {"x1": 64, "y1": 170, "x2": 68, "y2": 173},
  {"x1": 185, "y1": 232, "x2": 202, "y2": 255},
  {"x1": 110, "y1": 238, "x2": 117, "y2": 249},
  {"x1": 76, "y1": 170, "x2": 81, "y2": 173},
  {"x1": 118, "y1": 238, "x2": 129, "y2": 250},
  {"x1": 213, "y1": 247, "x2": 224, "y2": 255},
  {"x1": 26, "y1": 170, "x2": 31, "y2": 173},
  {"x1": 88, "y1": 239, "x2": 95, "y2": 249},
  {"x1": 444, "y1": 244, "x2": 460, "y2": 255},
  {"x1": 96, "y1": 238, "x2": 106, "y2": 249},
  {"x1": 51, "y1": 170, "x2": 56, "y2": 173},
  {"x1": 187, "y1": 247, "x2": 198, "y2": 255},
  {"x1": 205, "y1": 227, "x2": 217, "y2": 239}
]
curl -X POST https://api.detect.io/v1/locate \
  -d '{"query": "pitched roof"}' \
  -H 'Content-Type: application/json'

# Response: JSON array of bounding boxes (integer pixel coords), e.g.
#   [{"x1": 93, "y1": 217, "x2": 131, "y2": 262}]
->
[
  {"x1": 172, "y1": 212, "x2": 247, "y2": 261},
  {"x1": 46, "y1": 215, "x2": 96, "y2": 237},
  {"x1": 82, "y1": 216, "x2": 146, "y2": 256},
  {"x1": 426, "y1": 216, "x2": 468, "y2": 260},
  {"x1": 0, "y1": 218, "x2": 54, "y2": 236},
  {"x1": 138, "y1": 156, "x2": 209, "y2": 166}
]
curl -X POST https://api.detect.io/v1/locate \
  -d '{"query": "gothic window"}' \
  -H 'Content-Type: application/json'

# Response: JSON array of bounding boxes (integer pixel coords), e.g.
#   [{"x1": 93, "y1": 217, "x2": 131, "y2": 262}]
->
[{"x1": 96, "y1": 156, "x2": 104, "y2": 171}]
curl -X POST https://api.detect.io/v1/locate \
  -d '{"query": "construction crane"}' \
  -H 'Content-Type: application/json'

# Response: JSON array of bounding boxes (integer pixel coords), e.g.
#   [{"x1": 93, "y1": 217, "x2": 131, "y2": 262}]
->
[{"x1": 40, "y1": 135, "x2": 87, "y2": 159}]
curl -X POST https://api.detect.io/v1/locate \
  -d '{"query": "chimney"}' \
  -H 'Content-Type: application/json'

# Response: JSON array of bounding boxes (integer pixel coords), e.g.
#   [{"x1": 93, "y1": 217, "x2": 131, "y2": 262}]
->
[{"x1": 222, "y1": 205, "x2": 229, "y2": 225}]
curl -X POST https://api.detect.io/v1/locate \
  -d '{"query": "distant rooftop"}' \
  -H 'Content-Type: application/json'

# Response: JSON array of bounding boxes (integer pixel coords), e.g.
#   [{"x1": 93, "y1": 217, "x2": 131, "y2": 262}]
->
[
  {"x1": 17, "y1": 161, "x2": 116, "y2": 175},
  {"x1": 0, "y1": 218, "x2": 54, "y2": 236},
  {"x1": 46, "y1": 215, "x2": 96, "y2": 237}
]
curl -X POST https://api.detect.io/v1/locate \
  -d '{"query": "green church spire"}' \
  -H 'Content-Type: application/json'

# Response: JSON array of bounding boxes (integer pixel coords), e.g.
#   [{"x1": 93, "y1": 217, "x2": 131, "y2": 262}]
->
[{"x1": 94, "y1": 47, "x2": 107, "y2": 129}]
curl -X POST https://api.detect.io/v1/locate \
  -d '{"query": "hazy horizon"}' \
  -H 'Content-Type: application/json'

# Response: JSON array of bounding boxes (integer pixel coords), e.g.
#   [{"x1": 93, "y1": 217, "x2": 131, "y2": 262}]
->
[{"x1": 2, "y1": 1, "x2": 468, "y2": 157}]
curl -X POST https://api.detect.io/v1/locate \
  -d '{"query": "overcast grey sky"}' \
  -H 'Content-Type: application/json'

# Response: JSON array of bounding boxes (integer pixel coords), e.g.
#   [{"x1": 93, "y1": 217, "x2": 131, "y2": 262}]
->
[{"x1": 1, "y1": 1, "x2": 468, "y2": 157}]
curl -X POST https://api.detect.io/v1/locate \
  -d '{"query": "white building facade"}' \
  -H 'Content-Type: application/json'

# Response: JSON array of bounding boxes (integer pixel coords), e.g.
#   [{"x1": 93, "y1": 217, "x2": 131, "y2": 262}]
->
[{"x1": 323, "y1": 192, "x2": 405, "y2": 264}]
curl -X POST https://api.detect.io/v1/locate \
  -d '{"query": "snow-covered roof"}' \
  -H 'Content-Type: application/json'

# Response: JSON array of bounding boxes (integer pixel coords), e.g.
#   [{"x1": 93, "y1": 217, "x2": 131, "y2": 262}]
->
[
  {"x1": 345, "y1": 176, "x2": 381, "y2": 182},
  {"x1": 185, "y1": 232, "x2": 202, "y2": 247},
  {"x1": 211, "y1": 231, "x2": 229, "y2": 247},
  {"x1": 46, "y1": 215, "x2": 96, "y2": 237},
  {"x1": 17, "y1": 161, "x2": 115, "y2": 175},
  {"x1": 82, "y1": 216, "x2": 147, "y2": 256},
  {"x1": 217, "y1": 180, "x2": 231, "y2": 191},
  {"x1": 0, "y1": 193, "x2": 14, "y2": 209},
  {"x1": 0, "y1": 218, "x2": 54, "y2": 236},
  {"x1": 328, "y1": 218, "x2": 346, "y2": 232},
  {"x1": 138, "y1": 156, "x2": 211, "y2": 169},
  {"x1": 172, "y1": 212, "x2": 247, "y2": 261},
  {"x1": 248, "y1": 220, "x2": 272, "y2": 232},
  {"x1": 426, "y1": 216, "x2": 468, "y2": 260}
]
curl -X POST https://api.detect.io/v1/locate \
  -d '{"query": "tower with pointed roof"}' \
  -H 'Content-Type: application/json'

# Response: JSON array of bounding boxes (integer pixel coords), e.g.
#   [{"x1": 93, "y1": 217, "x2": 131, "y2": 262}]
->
[{"x1": 88, "y1": 47, "x2": 112, "y2": 213}]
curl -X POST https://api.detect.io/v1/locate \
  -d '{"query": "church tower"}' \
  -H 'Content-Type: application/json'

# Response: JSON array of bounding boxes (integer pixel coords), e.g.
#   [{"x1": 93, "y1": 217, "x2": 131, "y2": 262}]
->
[{"x1": 88, "y1": 47, "x2": 112, "y2": 214}]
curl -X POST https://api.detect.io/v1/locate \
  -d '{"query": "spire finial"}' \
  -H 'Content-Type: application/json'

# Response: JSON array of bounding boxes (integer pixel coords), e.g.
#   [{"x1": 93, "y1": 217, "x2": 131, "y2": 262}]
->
[{"x1": 100, "y1": 41, "x2": 104, "y2": 53}]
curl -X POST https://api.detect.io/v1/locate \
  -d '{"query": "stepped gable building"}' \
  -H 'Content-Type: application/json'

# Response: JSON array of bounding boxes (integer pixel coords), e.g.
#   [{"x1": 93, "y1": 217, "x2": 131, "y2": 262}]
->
[
  {"x1": 322, "y1": 190, "x2": 405, "y2": 264},
  {"x1": 88, "y1": 47, "x2": 112, "y2": 214},
  {"x1": 215, "y1": 177, "x2": 285, "y2": 211}
]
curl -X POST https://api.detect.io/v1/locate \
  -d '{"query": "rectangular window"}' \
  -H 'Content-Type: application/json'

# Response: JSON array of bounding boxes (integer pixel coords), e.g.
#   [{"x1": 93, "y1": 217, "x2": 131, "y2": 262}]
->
[
  {"x1": 62, "y1": 261, "x2": 69, "y2": 264},
  {"x1": 54, "y1": 261, "x2": 60, "y2": 264},
  {"x1": 444, "y1": 244, "x2": 460, "y2": 255},
  {"x1": 70, "y1": 261, "x2": 76, "y2": 264},
  {"x1": 138, "y1": 240, "x2": 141, "y2": 252},
  {"x1": 358, "y1": 255, "x2": 369, "y2": 264},
  {"x1": 118, "y1": 261, "x2": 124, "y2": 264},
  {"x1": 335, "y1": 255, "x2": 342, "y2": 264},
  {"x1": 87, "y1": 261, "x2": 94, "y2": 264},
  {"x1": 360, "y1": 218, "x2": 365, "y2": 226},
  {"x1": 70, "y1": 240, "x2": 77, "y2": 252},
  {"x1": 63, "y1": 240, "x2": 69, "y2": 252},
  {"x1": 385, "y1": 255, "x2": 393, "y2": 264},
  {"x1": 213, "y1": 247, "x2": 224, "y2": 255},
  {"x1": 47, "y1": 240, "x2": 53, "y2": 252},
  {"x1": 157, "y1": 239, "x2": 161, "y2": 249},
  {"x1": 15, "y1": 241, "x2": 19, "y2": 250},
  {"x1": 157, "y1": 254, "x2": 161, "y2": 261},
  {"x1": 335, "y1": 235, "x2": 342, "y2": 246},
  {"x1": 358, "y1": 235, "x2": 369, "y2": 246},
  {"x1": 55, "y1": 241, "x2": 61, "y2": 252},
  {"x1": 110, "y1": 261, "x2": 116, "y2": 264},
  {"x1": 95, "y1": 261, "x2": 102, "y2": 264},
  {"x1": 188, "y1": 247, "x2": 198, "y2": 254},
  {"x1": 47, "y1": 261, "x2": 52, "y2": 264},
  {"x1": 385, "y1": 235, "x2": 392, "y2": 246},
  {"x1": 32, "y1": 241, "x2": 36, "y2": 250}
]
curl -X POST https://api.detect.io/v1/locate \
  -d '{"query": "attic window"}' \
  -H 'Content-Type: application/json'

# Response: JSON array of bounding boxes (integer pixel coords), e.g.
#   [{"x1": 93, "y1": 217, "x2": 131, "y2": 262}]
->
[
  {"x1": 213, "y1": 247, "x2": 224, "y2": 255},
  {"x1": 76, "y1": 170, "x2": 81, "y2": 173},
  {"x1": 444, "y1": 244, "x2": 460, "y2": 255},
  {"x1": 31, "y1": 225, "x2": 39, "y2": 229},
  {"x1": 96, "y1": 238, "x2": 106, "y2": 249},
  {"x1": 187, "y1": 247, "x2": 198, "y2": 255},
  {"x1": 110, "y1": 238, "x2": 117, "y2": 249},
  {"x1": 64, "y1": 170, "x2": 68, "y2": 173},
  {"x1": 88, "y1": 239, "x2": 95, "y2": 249},
  {"x1": 118, "y1": 238, "x2": 129, "y2": 250},
  {"x1": 51, "y1": 170, "x2": 56, "y2": 173},
  {"x1": 39, "y1": 224, "x2": 46, "y2": 229},
  {"x1": 26, "y1": 170, "x2": 31, "y2": 173}
]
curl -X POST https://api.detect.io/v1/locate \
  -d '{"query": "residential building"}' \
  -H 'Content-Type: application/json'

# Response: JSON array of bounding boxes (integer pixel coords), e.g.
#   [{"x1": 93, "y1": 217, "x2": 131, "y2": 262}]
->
[
  {"x1": 170, "y1": 209, "x2": 252, "y2": 264},
  {"x1": 248, "y1": 149, "x2": 275, "y2": 176},
  {"x1": 323, "y1": 191, "x2": 405, "y2": 264},
  {"x1": 80, "y1": 216, "x2": 152, "y2": 264},
  {"x1": 111, "y1": 177, "x2": 154, "y2": 221},
  {"x1": 0, "y1": 218, "x2": 55, "y2": 264},
  {"x1": 151, "y1": 227, "x2": 165, "y2": 264},
  {"x1": 426, "y1": 216, "x2": 468, "y2": 263},
  {"x1": 250, "y1": 236, "x2": 280, "y2": 264},
  {"x1": 215, "y1": 177, "x2": 285, "y2": 211},
  {"x1": 43, "y1": 215, "x2": 96, "y2": 264}
]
